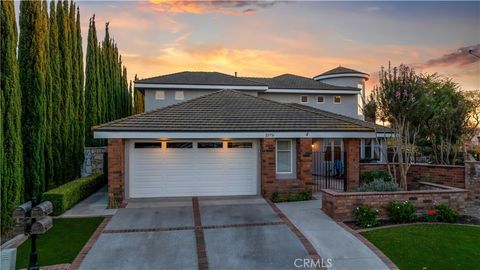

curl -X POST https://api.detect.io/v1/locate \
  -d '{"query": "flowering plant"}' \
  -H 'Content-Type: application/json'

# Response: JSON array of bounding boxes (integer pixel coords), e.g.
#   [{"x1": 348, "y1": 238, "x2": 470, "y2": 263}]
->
[{"x1": 353, "y1": 204, "x2": 379, "y2": 228}]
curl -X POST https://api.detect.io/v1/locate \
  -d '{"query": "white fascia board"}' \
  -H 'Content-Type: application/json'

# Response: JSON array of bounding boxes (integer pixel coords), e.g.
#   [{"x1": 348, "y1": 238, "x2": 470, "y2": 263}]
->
[
  {"x1": 94, "y1": 131, "x2": 378, "y2": 139},
  {"x1": 135, "y1": 83, "x2": 268, "y2": 91},
  {"x1": 313, "y1": 73, "x2": 369, "y2": 81},
  {"x1": 376, "y1": 132, "x2": 395, "y2": 138},
  {"x1": 266, "y1": 89, "x2": 359, "y2": 94}
]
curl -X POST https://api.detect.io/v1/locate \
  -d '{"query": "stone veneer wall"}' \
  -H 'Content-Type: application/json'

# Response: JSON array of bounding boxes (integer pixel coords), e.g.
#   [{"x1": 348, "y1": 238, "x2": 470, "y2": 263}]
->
[
  {"x1": 465, "y1": 161, "x2": 480, "y2": 205},
  {"x1": 321, "y1": 182, "x2": 468, "y2": 221},
  {"x1": 360, "y1": 163, "x2": 466, "y2": 190},
  {"x1": 81, "y1": 147, "x2": 107, "y2": 177}
]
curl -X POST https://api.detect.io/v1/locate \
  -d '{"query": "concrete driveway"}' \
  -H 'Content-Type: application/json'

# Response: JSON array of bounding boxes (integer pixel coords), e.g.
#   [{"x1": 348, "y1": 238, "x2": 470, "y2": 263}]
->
[{"x1": 79, "y1": 197, "x2": 312, "y2": 270}]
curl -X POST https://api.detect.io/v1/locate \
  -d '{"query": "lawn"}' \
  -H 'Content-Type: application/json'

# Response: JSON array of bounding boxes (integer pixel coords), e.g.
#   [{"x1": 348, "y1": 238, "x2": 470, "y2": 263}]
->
[
  {"x1": 16, "y1": 217, "x2": 103, "y2": 269},
  {"x1": 361, "y1": 224, "x2": 480, "y2": 270}
]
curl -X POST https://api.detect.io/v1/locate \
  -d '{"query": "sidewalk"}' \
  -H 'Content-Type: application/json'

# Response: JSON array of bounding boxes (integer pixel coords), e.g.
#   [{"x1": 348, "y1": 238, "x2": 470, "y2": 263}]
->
[
  {"x1": 276, "y1": 195, "x2": 389, "y2": 270},
  {"x1": 61, "y1": 186, "x2": 117, "y2": 218}
]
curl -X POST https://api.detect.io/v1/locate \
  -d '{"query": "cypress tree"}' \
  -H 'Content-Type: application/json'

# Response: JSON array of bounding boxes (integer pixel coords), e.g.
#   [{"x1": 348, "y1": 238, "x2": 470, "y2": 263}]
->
[
  {"x1": 69, "y1": 1, "x2": 80, "y2": 178},
  {"x1": 50, "y1": 0, "x2": 63, "y2": 186},
  {"x1": 58, "y1": 0, "x2": 73, "y2": 182},
  {"x1": 19, "y1": 0, "x2": 47, "y2": 198},
  {"x1": 85, "y1": 15, "x2": 98, "y2": 147},
  {"x1": 76, "y1": 6, "x2": 85, "y2": 173},
  {"x1": 1, "y1": 0, "x2": 24, "y2": 234},
  {"x1": 43, "y1": 0, "x2": 54, "y2": 189}
]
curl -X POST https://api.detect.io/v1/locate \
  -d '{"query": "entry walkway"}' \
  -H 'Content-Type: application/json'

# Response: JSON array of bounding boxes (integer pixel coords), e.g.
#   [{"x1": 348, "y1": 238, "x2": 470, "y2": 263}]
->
[
  {"x1": 62, "y1": 186, "x2": 117, "y2": 217},
  {"x1": 276, "y1": 195, "x2": 389, "y2": 270}
]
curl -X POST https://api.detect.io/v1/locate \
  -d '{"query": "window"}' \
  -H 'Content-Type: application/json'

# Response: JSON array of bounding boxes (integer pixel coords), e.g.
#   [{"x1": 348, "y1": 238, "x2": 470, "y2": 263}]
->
[
  {"x1": 175, "y1": 91, "x2": 184, "y2": 100},
  {"x1": 333, "y1": 96, "x2": 341, "y2": 104},
  {"x1": 228, "y1": 142, "x2": 252, "y2": 148},
  {"x1": 300, "y1": 95, "x2": 308, "y2": 103},
  {"x1": 357, "y1": 94, "x2": 364, "y2": 115},
  {"x1": 135, "y1": 142, "x2": 162, "y2": 148},
  {"x1": 155, "y1": 90, "x2": 165, "y2": 100},
  {"x1": 166, "y1": 142, "x2": 192, "y2": 148},
  {"x1": 323, "y1": 138, "x2": 343, "y2": 162},
  {"x1": 276, "y1": 140, "x2": 292, "y2": 173},
  {"x1": 198, "y1": 142, "x2": 223, "y2": 149},
  {"x1": 317, "y1": 96, "x2": 324, "y2": 103},
  {"x1": 362, "y1": 139, "x2": 382, "y2": 161}
]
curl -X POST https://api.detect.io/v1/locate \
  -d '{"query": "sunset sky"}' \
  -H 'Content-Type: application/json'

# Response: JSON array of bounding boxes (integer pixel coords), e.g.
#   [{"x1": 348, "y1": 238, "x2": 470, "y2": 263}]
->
[{"x1": 43, "y1": 1, "x2": 480, "y2": 91}]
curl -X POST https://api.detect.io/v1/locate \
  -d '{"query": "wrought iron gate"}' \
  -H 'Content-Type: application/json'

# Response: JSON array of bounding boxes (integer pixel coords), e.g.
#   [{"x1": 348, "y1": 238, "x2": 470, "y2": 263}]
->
[{"x1": 312, "y1": 151, "x2": 346, "y2": 191}]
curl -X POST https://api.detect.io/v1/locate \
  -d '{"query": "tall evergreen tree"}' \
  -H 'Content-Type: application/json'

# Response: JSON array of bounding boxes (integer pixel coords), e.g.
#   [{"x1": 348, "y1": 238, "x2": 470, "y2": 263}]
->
[
  {"x1": 1, "y1": 0, "x2": 24, "y2": 234},
  {"x1": 49, "y1": 0, "x2": 63, "y2": 186},
  {"x1": 58, "y1": 0, "x2": 74, "y2": 181},
  {"x1": 19, "y1": 0, "x2": 47, "y2": 198},
  {"x1": 76, "y1": 7, "x2": 85, "y2": 174},
  {"x1": 69, "y1": 1, "x2": 80, "y2": 178},
  {"x1": 85, "y1": 15, "x2": 99, "y2": 147},
  {"x1": 42, "y1": 0, "x2": 54, "y2": 189}
]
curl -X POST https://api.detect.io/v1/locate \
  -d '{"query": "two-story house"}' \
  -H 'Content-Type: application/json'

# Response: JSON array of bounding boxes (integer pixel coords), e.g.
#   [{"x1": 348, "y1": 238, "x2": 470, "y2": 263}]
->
[{"x1": 93, "y1": 66, "x2": 391, "y2": 202}]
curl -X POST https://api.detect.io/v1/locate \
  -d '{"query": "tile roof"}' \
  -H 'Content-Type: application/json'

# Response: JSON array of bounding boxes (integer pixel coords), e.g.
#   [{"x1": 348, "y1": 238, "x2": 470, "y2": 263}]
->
[
  {"x1": 315, "y1": 66, "x2": 369, "y2": 77},
  {"x1": 135, "y1": 71, "x2": 266, "y2": 86},
  {"x1": 242, "y1": 74, "x2": 358, "y2": 91},
  {"x1": 287, "y1": 103, "x2": 393, "y2": 134},
  {"x1": 94, "y1": 90, "x2": 377, "y2": 132}
]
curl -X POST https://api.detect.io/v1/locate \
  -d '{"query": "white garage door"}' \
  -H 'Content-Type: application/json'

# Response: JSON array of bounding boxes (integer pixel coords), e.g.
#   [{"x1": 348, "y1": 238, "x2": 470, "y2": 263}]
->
[{"x1": 129, "y1": 140, "x2": 258, "y2": 198}]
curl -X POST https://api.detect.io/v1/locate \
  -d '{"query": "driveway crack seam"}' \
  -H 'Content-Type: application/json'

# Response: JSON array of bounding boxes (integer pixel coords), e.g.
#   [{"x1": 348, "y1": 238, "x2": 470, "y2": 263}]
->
[{"x1": 193, "y1": 197, "x2": 209, "y2": 270}]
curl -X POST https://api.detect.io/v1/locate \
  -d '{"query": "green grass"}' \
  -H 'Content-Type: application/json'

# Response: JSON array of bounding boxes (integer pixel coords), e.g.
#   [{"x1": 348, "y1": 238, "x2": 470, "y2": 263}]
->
[
  {"x1": 361, "y1": 224, "x2": 480, "y2": 270},
  {"x1": 15, "y1": 217, "x2": 103, "y2": 269}
]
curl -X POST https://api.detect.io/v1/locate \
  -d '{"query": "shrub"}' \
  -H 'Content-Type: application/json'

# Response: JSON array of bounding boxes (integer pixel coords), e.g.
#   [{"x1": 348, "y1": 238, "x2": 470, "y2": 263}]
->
[
  {"x1": 43, "y1": 174, "x2": 105, "y2": 215},
  {"x1": 434, "y1": 204, "x2": 459, "y2": 223},
  {"x1": 360, "y1": 170, "x2": 392, "y2": 184},
  {"x1": 357, "y1": 179, "x2": 401, "y2": 192},
  {"x1": 388, "y1": 201, "x2": 416, "y2": 223},
  {"x1": 271, "y1": 190, "x2": 312, "y2": 203},
  {"x1": 353, "y1": 204, "x2": 379, "y2": 228}
]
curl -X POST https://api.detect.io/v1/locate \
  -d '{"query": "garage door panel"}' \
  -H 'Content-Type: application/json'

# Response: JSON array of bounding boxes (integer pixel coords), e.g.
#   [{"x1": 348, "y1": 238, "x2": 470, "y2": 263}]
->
[{"x1": 130, "y1": 140, "x2": 258, "y2": 198}]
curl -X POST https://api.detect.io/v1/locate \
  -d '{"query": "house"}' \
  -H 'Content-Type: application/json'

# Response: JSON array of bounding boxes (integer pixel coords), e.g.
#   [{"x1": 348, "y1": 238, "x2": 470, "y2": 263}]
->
[{"x1": 93, "y1": 67, "x2": 392, "y2": 203}]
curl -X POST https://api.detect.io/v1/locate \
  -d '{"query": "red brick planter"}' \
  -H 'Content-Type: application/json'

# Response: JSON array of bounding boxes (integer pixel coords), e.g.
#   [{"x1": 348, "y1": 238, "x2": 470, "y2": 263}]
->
[{"x1": 321, "y1": 182, "x2": 468, "y2": 221}]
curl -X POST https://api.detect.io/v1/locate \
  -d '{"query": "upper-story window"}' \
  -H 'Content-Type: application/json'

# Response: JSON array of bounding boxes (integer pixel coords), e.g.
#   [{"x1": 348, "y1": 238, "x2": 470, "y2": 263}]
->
[
  {"x1": 333, "y1": 96, "x2": 341, "y2": 104},
  {"x1": 155, "y1": 90, "x2": 165, "y2": 100},
  {"x1": 300, "y1": 95, "x2": 308, "y2": 103},
  {"x1": 175, "y1": 91, "x2": 184, "y2": 100},
  {"x1": 317, "y1": 96, "x2": 324, "y2": 103}
]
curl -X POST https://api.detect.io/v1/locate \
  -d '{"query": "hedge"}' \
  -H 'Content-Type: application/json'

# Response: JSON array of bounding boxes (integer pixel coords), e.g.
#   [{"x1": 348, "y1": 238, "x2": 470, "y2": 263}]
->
[{"x1": 43, "y1": 174, "x2": 105, "y2": 215}]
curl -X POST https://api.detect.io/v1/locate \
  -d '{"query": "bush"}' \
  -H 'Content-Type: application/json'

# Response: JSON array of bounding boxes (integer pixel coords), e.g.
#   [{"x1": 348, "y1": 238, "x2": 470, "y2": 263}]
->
[
  {"x1": 434, "y1": 204, "x2": 460, "y2": 223},
  {"x1": 357, "y1": 179, "x2": 401, "y2": 192},
  {"x1": 353, "y1": 204, "x2": 379, "y2": 228},
  {"x1": 271, "y1": 190, "x2": 312, "y2": 203},
  {"x1": 43, "y1": 174, "x2": 105, "y2": 215},
  {"x1": 360, "y1": 170, "x2": 392, "y2": 184},
  {"x1": 388, "y1": 201, "x2": 416, "y2": 223}
]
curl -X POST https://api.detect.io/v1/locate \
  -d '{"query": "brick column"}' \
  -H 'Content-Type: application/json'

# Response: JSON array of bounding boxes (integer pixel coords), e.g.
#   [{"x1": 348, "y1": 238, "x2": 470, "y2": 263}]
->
[
  {"x1": 297, "y1": 138, "x2": 313, "y2": 190},
  {"x1": 108, "y1": 139, "x2": 125, "y2": 205},
  {"x1": 465, "y1": 161, "x2": 480, "y2": 205},
  {"x1": 344, "y1": 138, "x2": 360, "y2": 191},
  {"x1": 261, "y1": 138, "x2": 276, "y2": 196}
]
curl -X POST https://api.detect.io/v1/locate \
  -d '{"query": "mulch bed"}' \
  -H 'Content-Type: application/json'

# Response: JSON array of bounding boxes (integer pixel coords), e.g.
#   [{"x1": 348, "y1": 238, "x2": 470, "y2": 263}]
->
[{"x1": 344, "y1": 215, "x2": 480, "y2": 231}]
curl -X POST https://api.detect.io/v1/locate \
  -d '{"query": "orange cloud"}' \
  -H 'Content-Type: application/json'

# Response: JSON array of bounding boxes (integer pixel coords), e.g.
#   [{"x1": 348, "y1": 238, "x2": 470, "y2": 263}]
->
[{"x1": 145, "y1": 0, "x2": 276, "y2": 15}]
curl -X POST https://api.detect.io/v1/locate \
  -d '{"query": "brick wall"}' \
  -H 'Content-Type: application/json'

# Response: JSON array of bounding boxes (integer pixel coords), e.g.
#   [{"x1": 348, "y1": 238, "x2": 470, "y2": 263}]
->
[
  {"x1": 321, "y1": 182, "x2": 468, "y2": 221},
  {"x1": 344, "y1": 138, "x2": 360, "y2": 191},
  {"x1": 107, "y1": 139, "x2": 125, "y2": 205},
  {"x1": 360, "y1": 163, "x2": 466, "y2": 189},
  {"x1": 465, "y1": 161, "x2": 480, "y2": 205},
  {"x1": 261, "y1": 138, "x2": 313, "y2": 197}
]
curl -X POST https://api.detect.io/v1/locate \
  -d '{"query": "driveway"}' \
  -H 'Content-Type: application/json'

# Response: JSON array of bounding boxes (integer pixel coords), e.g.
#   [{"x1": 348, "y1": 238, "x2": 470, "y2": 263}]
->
[{"x1": 79, "y1": 197, "x2": 313, "y2": 270}]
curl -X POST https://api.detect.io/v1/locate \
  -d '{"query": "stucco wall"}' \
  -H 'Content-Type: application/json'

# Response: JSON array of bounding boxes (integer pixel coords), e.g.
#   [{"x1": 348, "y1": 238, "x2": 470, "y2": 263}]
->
[{"x1": 257, "y1": 92, "x2": 360, "y2": 118}]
